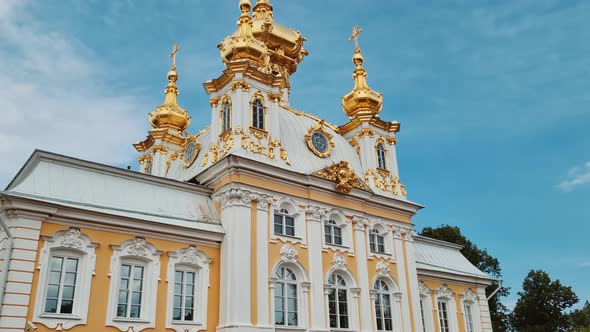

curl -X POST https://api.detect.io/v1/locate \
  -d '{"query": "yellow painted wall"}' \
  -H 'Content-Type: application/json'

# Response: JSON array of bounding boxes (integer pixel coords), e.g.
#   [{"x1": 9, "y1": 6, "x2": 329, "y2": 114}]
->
[
  {"x1": 268, "y1": 239, "x2": 309, "y2": 275},
  {"x1": 421, "y1": 279, "x2": 477, "y2": 332},
  {"x1": 27, "y1": 222, "x2": 221, "y2": 332}
]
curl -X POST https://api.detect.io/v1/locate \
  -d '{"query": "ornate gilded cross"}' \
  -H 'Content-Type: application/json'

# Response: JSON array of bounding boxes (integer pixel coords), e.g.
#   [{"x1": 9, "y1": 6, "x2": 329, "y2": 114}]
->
[
  {"x1": 170, "y1": 43, "x2": 180, "y2": 68},
  {"x1": 348, "y1": 26, "x2": 362, "y2": 51}
]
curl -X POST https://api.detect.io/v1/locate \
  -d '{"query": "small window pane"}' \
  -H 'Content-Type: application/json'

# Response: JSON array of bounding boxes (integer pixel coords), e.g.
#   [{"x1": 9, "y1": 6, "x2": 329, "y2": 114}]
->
[
  {"x1": 47, "y1": 285, "x2": 59, "y2": 298},
  {"x1": 60, "y1": 300, "x2": 73, "y2": 314},
  {"x1": 184, "y1": 309, "x2": 194, "y2": 321},
  {"x1": 121, "y1": 264, "x2": 131, "y2": 278},
  {"x1": 62, "y1": 286, "x2": 75, "y2": 300},
  {"x1": 49, "y1": 271, "x2": 61, "y2": 285},
  {"x1": 45, "y1": 299, "x2": 58, "y2": 313},
  {"x1": 173, "y1": 308, "x2": 182, "y2": 320},
  {"x1": 130, "y1": 305, "x2": 141, "y2": 318}
]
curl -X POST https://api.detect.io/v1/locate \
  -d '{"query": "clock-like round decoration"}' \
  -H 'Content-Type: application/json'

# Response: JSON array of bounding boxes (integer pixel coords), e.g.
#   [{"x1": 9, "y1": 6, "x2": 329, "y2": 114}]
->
[
  {"x1": 182, "y1": 137, "x2": 201, "y2": 168},
  {"x1": 305, "y1": 121, "x2": 335, "y2": 158}
]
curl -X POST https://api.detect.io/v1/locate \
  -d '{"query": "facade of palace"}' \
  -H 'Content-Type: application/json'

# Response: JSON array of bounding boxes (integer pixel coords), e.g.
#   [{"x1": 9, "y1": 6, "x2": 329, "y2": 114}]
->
[{"x1": 0, "y1": 1, "x2": 496, "y2": 331}]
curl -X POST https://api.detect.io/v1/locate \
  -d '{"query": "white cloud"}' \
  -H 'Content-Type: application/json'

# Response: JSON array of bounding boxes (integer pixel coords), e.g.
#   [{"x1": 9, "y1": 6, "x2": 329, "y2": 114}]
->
[
  {"x1": 0, "y1": 1, "x2": 147, "y2": 188},
  {"x1": 578, "y1": 261, "x2": 590, "y2": 268},
  {"x1": 558, "y1": 162, "x2": 590, "y2": 192}
]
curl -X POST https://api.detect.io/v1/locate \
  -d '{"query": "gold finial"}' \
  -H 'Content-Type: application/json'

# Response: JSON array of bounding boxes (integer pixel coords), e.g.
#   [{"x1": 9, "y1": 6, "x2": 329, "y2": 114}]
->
[
  {"x1": 348, "y1": 26, "x2": 362, "y2": 52},
  {"x1": 170, "y1": 43, "x2": 180, "y2": 69}
]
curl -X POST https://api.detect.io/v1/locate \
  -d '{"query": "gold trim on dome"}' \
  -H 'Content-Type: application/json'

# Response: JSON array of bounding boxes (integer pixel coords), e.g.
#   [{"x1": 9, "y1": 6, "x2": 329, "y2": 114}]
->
[
  {"x1": 304, "y1": 121, "x2": 335, "y2": 158},
  {"x1": 386, "y1": 137, "x2": 397, "y2": 145},
  {"x1": 230, "y1": 80, "x2": 251, "y2": 92},
  {"x1": 358, "y1": 128, "x2": 375, "y2": 138},
  {"x1": 280, "y1": 103, "x2": 339, "y2": 132},
  {"x1": 313, "y1": 161, "x2": 370, "y2": 194},
  {"x1": 349, "y1": 137, "x2": 360, "y2": 156},
  {"x1": 166, "y1": 152, "x2": 179, "y2": 175},
  {"x1": 181, "y1": 136, "x2": 201, "y2": 168}
]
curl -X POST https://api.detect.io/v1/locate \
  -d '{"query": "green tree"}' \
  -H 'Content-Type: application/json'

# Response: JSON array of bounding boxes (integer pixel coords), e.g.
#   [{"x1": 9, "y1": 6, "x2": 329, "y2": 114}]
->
[
  {"x1": 511, "y1": 270, "x2": 579, "y2": 332},
  {"x1": 420, "y1": 225, "x2": 510, "y2": 331},
  {"x1": 569, "y1": 301, "x2": 590, "y2": 332}
]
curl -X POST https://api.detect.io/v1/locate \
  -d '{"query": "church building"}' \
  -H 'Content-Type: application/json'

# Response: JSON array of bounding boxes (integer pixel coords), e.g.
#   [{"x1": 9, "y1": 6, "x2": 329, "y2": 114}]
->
[{"x1": 0, "y1": 1, "x2": 495, "y2": 331}]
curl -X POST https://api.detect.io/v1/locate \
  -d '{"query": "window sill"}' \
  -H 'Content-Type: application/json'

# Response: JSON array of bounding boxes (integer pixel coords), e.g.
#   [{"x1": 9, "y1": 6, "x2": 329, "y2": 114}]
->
[
  {"x1": 39, "y1": 314, "x2": 82, "y2": 320},
  {"x1": 113, "y1": 318, "x2": 151, "y2": 324},
  {"x1": 273, "y1": 233, "x2": 302, "y2": 240},
  {"x1": 275, "y1": 326, "x2": 306, "y2": 332},
  {"x1": 171, "y1": 321, "x2": 204, "y2": 326}
]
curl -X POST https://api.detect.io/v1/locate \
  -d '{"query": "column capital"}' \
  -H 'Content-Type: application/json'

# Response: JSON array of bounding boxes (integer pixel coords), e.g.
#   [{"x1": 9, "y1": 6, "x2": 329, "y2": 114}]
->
[
  {"x1": 305, "y1": 205, "x2": 326, "y2": 222},
  {"x1": 214, "y1": 187, "x2": 274, "y2": 209},
  {"x1": 351, "y1": 215, "x2": 369, "y2": 231}
]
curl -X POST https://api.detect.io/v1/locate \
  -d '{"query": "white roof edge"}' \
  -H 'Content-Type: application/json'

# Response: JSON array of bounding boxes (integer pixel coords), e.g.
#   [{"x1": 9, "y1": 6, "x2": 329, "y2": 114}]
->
[
  {"x1": 6, "y1": 149, "x2": 212, "y2": 195},
  {"x1": 414, "y1": 235, "x2": 464, "y2": 250}
]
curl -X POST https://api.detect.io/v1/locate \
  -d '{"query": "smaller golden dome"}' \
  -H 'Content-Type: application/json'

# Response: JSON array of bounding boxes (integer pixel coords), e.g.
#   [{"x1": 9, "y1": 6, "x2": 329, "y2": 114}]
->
[
  {"x1": 149, "y1": 65, "x2": 191, "y2": 132},
  {"x1": 342, "y1": 27, "x2": 383, "y2": 120}
]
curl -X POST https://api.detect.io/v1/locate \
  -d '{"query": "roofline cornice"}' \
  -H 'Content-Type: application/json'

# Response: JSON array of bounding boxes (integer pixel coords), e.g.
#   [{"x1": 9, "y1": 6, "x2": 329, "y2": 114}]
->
[
  {"x1": 195, "y1": 154, "x2": 424, "y2": 217},
  {"x1": 415, "y1": 235, "x2": 464, "y2": 250}
]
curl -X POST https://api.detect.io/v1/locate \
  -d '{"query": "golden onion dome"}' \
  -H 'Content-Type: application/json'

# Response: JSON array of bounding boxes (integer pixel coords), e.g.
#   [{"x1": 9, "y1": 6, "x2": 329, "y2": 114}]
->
[
  {"x1": 148, "y1": 65, "x2": 191, "y2": 132},
  {"x1": 342, "y1": 27, "x2": 383, "y2": 120},
  {"x1": 218, "y1": 0, "x2": 268, "y2": 67},
  {"x1": 251, "y1": 0, "x2": 308, "y2": 75}
]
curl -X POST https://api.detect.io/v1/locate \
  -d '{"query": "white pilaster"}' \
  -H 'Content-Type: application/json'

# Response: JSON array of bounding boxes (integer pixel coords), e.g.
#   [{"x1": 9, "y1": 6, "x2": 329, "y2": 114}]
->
[
  {"x1": 256, "y1": 195, "x2": 273, "y2": 329},
  {"x1": 393, "y1": 227, "x2": 412, "y2": 331},
  {"x1": 477, "y1": 287, "x2": 493, "y2": 332},
  {"x1": 403, "y1": 228, "x2": 424, "y2": 332},
  {"x1": 215, "y1": 188, "x2": 256, "y2": 332},
  {"x1": 306, "y1": 206, "x2": 328, "y2": 332},
  {"x1": 352, "y1": 216, "x2": 373, "y2": 331}
]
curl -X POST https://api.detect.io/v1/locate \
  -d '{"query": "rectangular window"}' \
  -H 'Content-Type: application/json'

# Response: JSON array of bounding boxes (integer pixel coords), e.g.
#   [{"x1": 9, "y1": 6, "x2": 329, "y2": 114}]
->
[
  {"x1": 464, "y1": 304, "x2": 475, "y2": 332},
  {"x1": 173, "y1": 270, "x2": 196, "y2": 321},
  {"x1": 45, "y1": 256, "x2": 79, "y2": 314},
  {"x1": 438, "y1": 301, "x2": 450, "y2": 332},
  {"x1": 117, "y1": 264, "x2": 144, "y2": 319},
  {"x1": 377, "y1": 236, "x2": 385, "y2": 253},
  {"x1": 325, "y1": 225, "x2": 333, "y2": 244},
  {"x1": 285, "y1": 216, "x2": 295, "y2": 236},
  {"x1": 334, "y1": 227, "x2": 343, "y2": 245},
  {"x1": 274, "y1": 214, "x2": 284, "y2": 235}
]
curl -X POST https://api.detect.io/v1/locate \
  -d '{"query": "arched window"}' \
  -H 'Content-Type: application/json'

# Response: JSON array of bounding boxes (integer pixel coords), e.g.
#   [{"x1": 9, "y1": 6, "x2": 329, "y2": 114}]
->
[
  {"x1": 461, "y1": 289, "x2": 480, "y2": 332},
  {"x1": 324, "y1": 220, "x2": 343, "y2": 246},
  {"x1": 419, "y1": 282, "x2": 435, "y2": 332},
  {"x1": 374, "y1": 279, "x2": 393, "y2": 331},
  {"x1": 222, "y1": 102, "x2": 231, "y2": 132},
  {"x1": 369, "y1": 229, "x2": 385, "y2": 254},
  {"x1": 274, "y1": 267, "x2": 298, "y2": 327},
  {"x1": 435, "y1": 285, "x2": 458, "y2": 332},
  {"x1": 463, "y1": 303, "x2": 475, "y2": 332},
  {"x1": 377, "y1": 143, "x2": 387, "y2": 170},
  {"x1": 252, "y1": 99, "x2": 265, "y2": 130},
  {"x1": 274, "y1": 208, "x2": 295, "y2": 237},
  {"x1": 328, "y1": 273, "x2": 349, "y2": 329}
]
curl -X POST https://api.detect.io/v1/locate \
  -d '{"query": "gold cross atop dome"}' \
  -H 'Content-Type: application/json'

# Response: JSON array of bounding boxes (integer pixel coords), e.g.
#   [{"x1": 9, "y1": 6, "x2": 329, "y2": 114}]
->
[
  {"x1": 170, "y1": 43, "x2": 180, "y2": 69},
  {"x1": 348, "y1": 26, "x2": 362, "y2": 51}
]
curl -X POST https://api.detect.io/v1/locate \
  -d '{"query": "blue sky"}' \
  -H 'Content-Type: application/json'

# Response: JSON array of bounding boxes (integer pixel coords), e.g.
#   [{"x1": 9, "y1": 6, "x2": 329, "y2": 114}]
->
[{"x1": 1, "y1": 0, "x2": 589, "y2": 309}]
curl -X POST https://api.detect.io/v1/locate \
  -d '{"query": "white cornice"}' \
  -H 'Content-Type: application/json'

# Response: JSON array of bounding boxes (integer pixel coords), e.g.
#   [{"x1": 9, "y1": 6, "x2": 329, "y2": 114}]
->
[
  {"x1": 417, "y1": 268, "x2": 495, "y2": 286},
  {"x1": 196, "y1": 155, "x2": 423, "y2": 217},
  {"x1": 0, "y1": 193, "x2": 224, "y2": 246},
  {"x1": 414, "y1": 235, "x2": 464, "y2": 251}
]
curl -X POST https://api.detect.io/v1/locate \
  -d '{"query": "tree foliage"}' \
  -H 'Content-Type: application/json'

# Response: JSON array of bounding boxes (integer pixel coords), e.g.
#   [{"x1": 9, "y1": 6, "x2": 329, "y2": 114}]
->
[
  {"x1": 420, "y1": 225, "x2": 511, "y2": 331},
  {"x1": 568, "y1": 301, "x2": 590, "y2": 332},
  {"x1": 510, "y1": 270, "x2": 579, "y2": 332}
]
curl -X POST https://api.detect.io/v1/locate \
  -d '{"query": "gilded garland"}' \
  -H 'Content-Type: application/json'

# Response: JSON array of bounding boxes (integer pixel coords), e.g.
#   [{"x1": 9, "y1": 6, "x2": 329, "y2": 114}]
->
[{"x1": 304, "y1": 121, "x2": 335, "y2": 158}]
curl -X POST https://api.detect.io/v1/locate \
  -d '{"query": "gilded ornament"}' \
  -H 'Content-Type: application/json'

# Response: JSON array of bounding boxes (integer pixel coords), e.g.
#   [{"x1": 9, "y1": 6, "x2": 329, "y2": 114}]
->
[
  {"x1": 304, "y1": 120, "x2": 335, "y2": 158},
  {"x1": 358, "y1": 128, "x2": 375, "y2": 138},
  {"x1": 400, "y1": 184, "x2": 407, "y2": 196},
  {"x1": 230, "y1": 80, "x2": 251, "y2": 92},
  {"x1": 349, "y1": 137, "x2": 360, "y2": 155},
  {"x1": 313, "y1": 161, "x2": 370, "y2": 194},
  {"x1": 386, "y1": 137, "x2": 397, "y2": 145},
  {"x1": 201, "y1": 152, "x2": 209, "y2": 166},
  {"x1": 152, "y1": 145, "x2": 168, "y2": 154},
  {"x1": 166, "y1": 152, "x2": 179, "y2": 175},
  {"x1": 280, "y1": 147, "x2": 291, "y2": 165},
  {"x1": 209, "y1": 97, "x2": 220, "y2": 108}
]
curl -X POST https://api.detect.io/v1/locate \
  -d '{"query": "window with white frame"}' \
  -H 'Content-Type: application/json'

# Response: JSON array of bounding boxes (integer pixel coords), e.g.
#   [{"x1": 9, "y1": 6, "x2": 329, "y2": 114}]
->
[
  {"x1": 377, "y1": 143, "x2": 387, "y2": 170},
  {"x1": 166, "y1": 246, "x2": 211, "y2": 332},
  {"x1": 464, "y1": 303, "x2": 475, "y2": 332},
  {"x1": 374, "y1": 279, "x2": 393, "y2": 331},
  {"x1": 369, "y1": 229, "x2": 386, "y2": 254},
  {"x1": 325, "y1": 220, "x2": 343, "y2": 246},
  {"x1": 222, "y1": 102, "x2": 231, "y2": 132},
  {"x1": 438, "y1": 300, "x2": 451, "y2": 332},
  {"x1": 419, "y1": 282, "x2": 435, "y2": 332},
  {"x1": 274, "y1": 267, "x2": 298, "y2": 327},
  {"x1": 33, "y1": 229, "x2": 97, "y2": 330},
  {"x1": 327, "y1": 273, "x2": 349, "y2": 329},
  {"x1": 252, "y1": 99, "x2": 265, "y2": 130},
  {"x1": 274, "y1": 208, "x2": 295, "y2": 237},
  {"x1": 107, "y1": 238, "x2": 161, "y2": 332}
]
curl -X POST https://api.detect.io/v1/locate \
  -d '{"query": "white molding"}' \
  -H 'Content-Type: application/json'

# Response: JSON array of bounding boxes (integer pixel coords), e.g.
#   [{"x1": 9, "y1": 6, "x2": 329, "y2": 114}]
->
[
  {"x1": 270, "y1": 198, "x2": 306, "y2": 247},
  {"x1": 106, "y1": 238, "x2": 162, "y2": 332},
  {"x1": 269, "y1": 261, "x2": 310, "y2": 330},
  {"x1": 435, "y1": 284, "x2": 460, "y2": 332},
  {"x1": 165, "y1": 246, "x2": 212, "y2": 332},
  {"x1": 461, "y1": 289, "x2": 482, "y2": 332},
  {"x1": 418, "y1": 282, "x2": 435, "y2": 332},
  {"x1": 33, "y1": 228, "x2": 98, "y2": 330}
]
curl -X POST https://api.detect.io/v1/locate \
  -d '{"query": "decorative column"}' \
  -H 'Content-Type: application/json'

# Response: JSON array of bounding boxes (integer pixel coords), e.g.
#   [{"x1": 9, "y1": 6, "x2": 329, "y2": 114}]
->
[
  {"x1": 256, "y1": 194, "x2": 274, "y2": 330},
  {"x1": 352, "y1": 216, "x2": 373, "y2": 331},
  {"x1": 393, "y1": 226, "x2": 412, "y2": 330},
  {"x1": 350, "y1": 288, "x2": 362, "y2": 331},
  {"x1": 402, "y1": 228, "x2": 424, "y2": 332},
  {"x1": 215, "y1": 188, "x2": 257, "y2": 332},
  {"x1": 306, "y1": 206, "x2": 328, "y2": 332}
]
